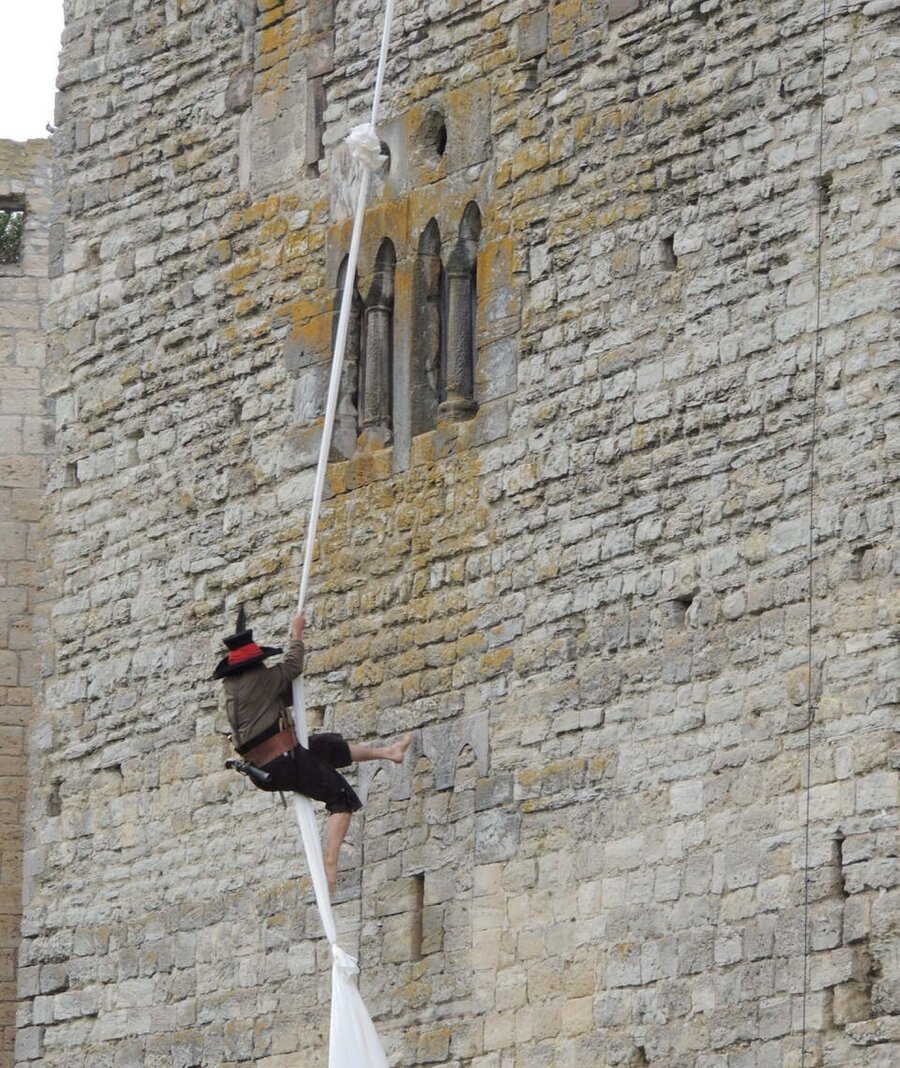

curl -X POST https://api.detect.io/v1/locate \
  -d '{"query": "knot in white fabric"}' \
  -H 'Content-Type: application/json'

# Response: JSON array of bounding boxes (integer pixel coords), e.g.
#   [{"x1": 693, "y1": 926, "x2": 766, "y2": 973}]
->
[
  {"x1": 331, "y1": 944, "x2": 361, "y2": 979},
  {"x1": 346, "y1": 123, "x2": 386, "y2": 172}
]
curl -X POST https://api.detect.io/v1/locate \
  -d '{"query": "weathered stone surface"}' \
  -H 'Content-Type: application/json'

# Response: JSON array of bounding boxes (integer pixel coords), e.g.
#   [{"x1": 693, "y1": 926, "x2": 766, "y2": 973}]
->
[
  {"x1": 517, "y1": 9, "x2": 549, "y2": 62},
  {"x1": 0, "y1": 137, "x2": 51, "y2": 1068},
  {"x1": 7, "y1": 0, "x2": 900, "y2": 1066}
]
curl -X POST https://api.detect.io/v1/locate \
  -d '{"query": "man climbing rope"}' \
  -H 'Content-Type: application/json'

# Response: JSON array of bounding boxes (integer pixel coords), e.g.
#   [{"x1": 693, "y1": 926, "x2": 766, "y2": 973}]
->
[{"x1": 215, "y1": 607, "x2": 412, "y2": 892}]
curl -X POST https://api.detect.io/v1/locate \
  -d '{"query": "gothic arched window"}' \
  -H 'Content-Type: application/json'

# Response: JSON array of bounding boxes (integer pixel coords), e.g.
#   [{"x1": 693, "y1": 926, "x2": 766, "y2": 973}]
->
[
  {"x1": 411, "y1": 219, "x2": 443, "y2": 436},
  {"x1": 332, "y1": 255, "x2": 364, "y2": 459}
]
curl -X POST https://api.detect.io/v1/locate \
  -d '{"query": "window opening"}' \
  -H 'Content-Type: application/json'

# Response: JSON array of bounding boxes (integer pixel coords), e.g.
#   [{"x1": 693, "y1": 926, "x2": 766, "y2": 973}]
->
[
  {"x1": 668, "y1": 592, "x2": 694, "y2": 628},
  {"x1": 332, "y1": 256, "x2": 364, "y2": 459},
  {"x1": 306, "y1": 77, "x2": 327, "y2": 169},
  {"x1": 411, "y1": 872, "x2": 425, "y2": 960},
  {"x1": 421, "y1": 110, "x2": 447, "y2": 161},
  {"x1": 411, "y1": 219, "x2": 443, "y2": 436},
  {"x1": 360, "y1": 239, "x2": 396, "y2": 446},
  {"x1": 0, "y1": 203, "x2": 25, "y2": 265}
]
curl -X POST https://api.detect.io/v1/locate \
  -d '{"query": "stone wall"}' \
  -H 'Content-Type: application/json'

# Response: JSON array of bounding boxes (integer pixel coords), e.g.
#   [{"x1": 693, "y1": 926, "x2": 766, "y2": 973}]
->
[
  {"x1": 0, "y1": 138, "x2": 52, "y2": 1068},
  {"x1": 16, "y1": 1, "x2": 900, "y2": 1067}
]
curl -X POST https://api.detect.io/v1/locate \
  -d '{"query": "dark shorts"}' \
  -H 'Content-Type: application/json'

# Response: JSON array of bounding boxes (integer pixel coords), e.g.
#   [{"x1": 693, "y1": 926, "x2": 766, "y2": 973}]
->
[{"x1": 257, "y1": 732, "x2": 362, "y2": 814}]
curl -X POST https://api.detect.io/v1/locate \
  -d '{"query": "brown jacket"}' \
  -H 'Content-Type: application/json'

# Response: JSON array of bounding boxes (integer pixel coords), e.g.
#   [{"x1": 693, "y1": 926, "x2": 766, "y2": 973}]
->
[{"x1": 224, "y1": 639, "x2": 305, "y2": 750}]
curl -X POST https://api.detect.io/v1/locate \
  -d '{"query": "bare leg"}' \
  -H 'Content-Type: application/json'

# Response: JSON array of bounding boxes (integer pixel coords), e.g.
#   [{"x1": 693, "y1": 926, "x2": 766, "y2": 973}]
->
[
  {"x1": 323, "y1": 811, "x2": 351, "y2": 894},
  {"x1": 321, "y1": 734, "x2": 412, "y2": 892},
  {"x1": 348, "y1": 731, "x2": 412, "y2": 765}
]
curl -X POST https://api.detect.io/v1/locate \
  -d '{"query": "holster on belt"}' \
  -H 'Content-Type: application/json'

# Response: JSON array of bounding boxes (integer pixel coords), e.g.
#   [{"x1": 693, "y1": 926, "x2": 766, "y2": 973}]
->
[{"x1": 242, "y1": 726, "x2": 297, "y2": 767}]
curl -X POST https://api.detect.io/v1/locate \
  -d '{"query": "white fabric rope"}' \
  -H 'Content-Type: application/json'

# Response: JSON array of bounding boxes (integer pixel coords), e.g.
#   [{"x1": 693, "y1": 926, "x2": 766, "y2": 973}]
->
[
  {"x1": 288, "y1": 2, "x2": 396, "y2": 1066},
  {"x1": 346, "y1": 123, "x2": 387, "y2": 171},
  {"x1": 295, "y1": 0, "x2": 396, "y2": 620}
]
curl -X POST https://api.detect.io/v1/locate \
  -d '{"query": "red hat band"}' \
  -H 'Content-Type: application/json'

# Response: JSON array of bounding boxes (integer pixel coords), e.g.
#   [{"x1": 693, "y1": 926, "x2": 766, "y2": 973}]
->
[{"x1": 227, "y1": 642, "x2": 265, "y2": 666}]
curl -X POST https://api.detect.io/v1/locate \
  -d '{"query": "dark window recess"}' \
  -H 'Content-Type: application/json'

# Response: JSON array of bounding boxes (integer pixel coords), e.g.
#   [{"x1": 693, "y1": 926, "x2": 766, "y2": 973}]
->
[
  {"x1": 661, "y1": 234, "x2": 677, "y2": 271},
  {"x1": 332, "y1": 256, "x2": 364, "y2": 460},
  {"x1": 411, "y1": 873, "x2": 425, "y2": 960},
  {"x1": 851, "y1": 542, "x2": 875, "y2": 580},
  {"x1": 47, "y1": 779, "x2": 63, "y2": 817},
  {"x1": 832, "y1": 830, "x2": 847, "y2": 900},
  {"x1": 411, "y1": 218, "x2": 444, "y2": 436},
  {"x1": 0, "y1": 208, "x2": 25, "y2": 265},
  {"x1": 305, "y1": 76, "x2": 327, "y2": 168},
  {"x1": 64, "y1": 462, "x2": 81, "y2": 488},
  {"x1": 421, "y1": 110, "x2": 447, "y2": 160},
  {"x1": 668, "y1": 592, "x2": 694, "y2": 628},
  {"x1": 305, "y1": 0, "x2": 334, "y2": 169}
]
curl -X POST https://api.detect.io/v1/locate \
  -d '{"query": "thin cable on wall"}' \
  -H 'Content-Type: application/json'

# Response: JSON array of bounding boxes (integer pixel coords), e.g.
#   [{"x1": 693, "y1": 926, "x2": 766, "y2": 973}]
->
[{"x1": 801, "y1": 2, "x2": 828, "y2": 1065}]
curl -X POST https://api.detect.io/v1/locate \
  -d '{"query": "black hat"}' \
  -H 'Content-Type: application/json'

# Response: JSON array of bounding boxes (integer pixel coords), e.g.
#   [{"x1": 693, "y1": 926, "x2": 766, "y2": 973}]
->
[{"x1": 212, "y1": 605, "x2": 282, "y2": 679}]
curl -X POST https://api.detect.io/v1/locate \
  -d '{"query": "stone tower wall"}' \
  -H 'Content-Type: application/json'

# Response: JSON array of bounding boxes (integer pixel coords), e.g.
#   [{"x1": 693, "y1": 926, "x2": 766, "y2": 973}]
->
[
  {"x1": 16, "y1": 1, "x2": 900, "y2": 1067},
  {"x1": 0, "y1": 138, "x2": 52, "y2": 1068}
]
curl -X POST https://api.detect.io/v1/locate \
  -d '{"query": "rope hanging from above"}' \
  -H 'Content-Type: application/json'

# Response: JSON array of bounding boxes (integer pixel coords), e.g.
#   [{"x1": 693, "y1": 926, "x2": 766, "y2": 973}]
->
[{"x1": 288, "y1": 2, "x2": 397, "y2": 1065}]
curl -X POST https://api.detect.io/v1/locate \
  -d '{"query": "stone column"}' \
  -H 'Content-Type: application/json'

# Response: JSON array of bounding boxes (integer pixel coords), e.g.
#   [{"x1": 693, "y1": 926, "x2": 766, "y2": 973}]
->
[
  {"x1": 440, "y1": 208, "x2": 480, "y2": 418},
  {"x1": 359, "y1": 241, "x2": 395, "y2": 449},
  {"x1": 361, "y1": 297, "x2": 393, "y2": 445},
  {"x1": 441, "y1": 258, "x2": 477, "y2": 418}
]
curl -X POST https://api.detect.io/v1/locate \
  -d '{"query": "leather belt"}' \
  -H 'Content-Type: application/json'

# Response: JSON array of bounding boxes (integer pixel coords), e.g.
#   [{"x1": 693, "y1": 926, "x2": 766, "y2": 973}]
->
[{"x1": 242, "y1": 727, "x2": 297, "y2": 767}]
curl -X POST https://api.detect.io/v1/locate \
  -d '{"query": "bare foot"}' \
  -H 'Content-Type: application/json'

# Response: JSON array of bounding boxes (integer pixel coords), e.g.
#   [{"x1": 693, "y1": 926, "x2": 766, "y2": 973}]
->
[{"x1": 386, "y1": 732, "x2": 413, "y2": 764}]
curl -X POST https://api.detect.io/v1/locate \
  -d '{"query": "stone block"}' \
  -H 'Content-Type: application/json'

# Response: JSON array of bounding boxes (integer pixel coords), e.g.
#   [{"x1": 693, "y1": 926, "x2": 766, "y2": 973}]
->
[
  {"x1": 856, "y1": 771, "x2": 898, "y2": 813},
  {"x1": 0, "y1": 455, "x2": 40, "y2": 489},
  {"x1": 308, "y1": 0, "x2": 335, "y2": 33},
  {"x1": 518, "y1": 10, "x2": 549, "y2": 62},
  {"x1": 225, "y1": 67, "x2": 254, "y2": 113},
  {"x1": 641, "y1": 937, "x2": 677, "y2": 982},
  {"x1": 13, "y1": 1025, "x2": 42, "y2": 1061},
  {"x1": 483, "y1": 1010, "x2": 515, "y2": 1051},
  {"x1": 609, "y1": 0, "x2": 642, "y2": 21},
  {"x1": 416, "y1": 1026, "x2": 451, "y2": 1063},
  {"x1": 0, "y1": 651, "x2": 17, "y2": 687},
  {"x1": 477, "y1": 337, "x2": 519, "y2": 403},
  {"x1": 607, "y1": 942, "x2": 641, "y2": 987},
  {"x1": 833, "y1": 980, "x2": 872, "y2": 1025},
  {"x1": 307, "y1": 32, "x2": 335, "y2": 78},
  {"x1": 374, "y1": 875, "x2": 421, "y2": 917},
  {"x1": 809, "y1": 948, "x2": 857, "y2": 991},
  {"x1": 475, "y1": 773, "x2": 514, "y2": 812},
  {"x1": 561, "y1": 995, "x2": 593, "y2": 1035},
  {"x1": 670, "y1": 780, "x2": 703, "y2": 817},
  {"x1": 379, "y1": 912, "x2": 419, "y2": 964},
  {"x1": 758, "y1": 995, "x2": 792, "y2": 1039},
  {"x1": 475, "y1": 808, "x2": 521, "y2": 863}
]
